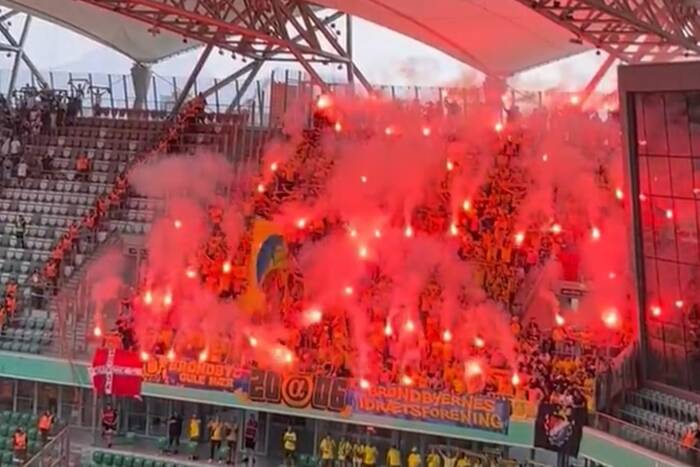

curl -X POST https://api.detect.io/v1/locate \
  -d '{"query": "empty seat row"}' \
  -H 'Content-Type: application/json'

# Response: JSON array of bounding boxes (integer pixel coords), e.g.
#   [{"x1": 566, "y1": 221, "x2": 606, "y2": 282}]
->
[
  {"x1": 632, "y1": 388, "x2": 700, "y2": 423},
  {"x1": 3, "y1": 190, "x2": 96, "y2": 206},
  {"x1": 27, "y1": 145, "x2": 135, "y2": 163},
  {"x1": 621, "y1": 405, "x2": 686, "y2": 439}
]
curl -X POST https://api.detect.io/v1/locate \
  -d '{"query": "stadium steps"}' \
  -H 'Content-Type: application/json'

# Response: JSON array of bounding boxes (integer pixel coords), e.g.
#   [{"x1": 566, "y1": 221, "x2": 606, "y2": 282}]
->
[{"x1": 46, "y1": 233, "x2": 123, "y2": 358}]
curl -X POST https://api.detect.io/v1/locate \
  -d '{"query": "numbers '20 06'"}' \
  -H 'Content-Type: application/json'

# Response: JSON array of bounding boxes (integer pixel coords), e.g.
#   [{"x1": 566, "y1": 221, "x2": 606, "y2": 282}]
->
[{"x1": 248, "y1": 369, "x2": 349, "y2": 412}]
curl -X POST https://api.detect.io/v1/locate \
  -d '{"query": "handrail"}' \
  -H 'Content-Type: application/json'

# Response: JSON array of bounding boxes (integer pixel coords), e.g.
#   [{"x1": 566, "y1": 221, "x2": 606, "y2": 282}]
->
[{"x1": 24, "y1": 423, "x2": 71, "y2": 467}]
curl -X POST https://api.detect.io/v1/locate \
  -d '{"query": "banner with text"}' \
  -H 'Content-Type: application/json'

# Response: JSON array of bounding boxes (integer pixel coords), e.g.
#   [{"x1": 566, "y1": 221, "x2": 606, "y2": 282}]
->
[
  {"x1": 354, "y1": 385, "x2": 510, "y2": 434},
  {"x1": 144, "y1": 362, "x2": 510, "y2": 434}
]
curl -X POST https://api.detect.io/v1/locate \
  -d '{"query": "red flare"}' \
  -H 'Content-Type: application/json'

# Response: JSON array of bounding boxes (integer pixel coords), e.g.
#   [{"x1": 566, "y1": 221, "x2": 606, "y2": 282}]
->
[
  {"x1": 140, "y1": 351, "x2": 150, "y2": 362},
  {"x1": 404, "y1": 320, "x2": 415, "y2": 332},
  {"x1": 166, "y1": 348, "x2": 176, "y2": 361},
  {"x1": 602, "y1": 308, "x2": 619, "y2": 328},
  {"x1": 384, "y1": 323, "x2": 393, "y2": 336},
  {"x1": 359, "y1": 378, "x2": 371, "y2": 390},
  {"x1": 442, "y1": 330, "x2": 452, "y2": 342},
  {"x1": 474, "y1": 336, "x2": 485, "y2": 348},
  {"x1": 143, "y1": 290, "x2": 153, "y2": 305},
  {"x1": 222, "y1": 261, "x2": 232, "y2": 274},
  {"x1": 173, "y1": 219, "x2": 182, "y2": 229},
  {"x1": 316, "y1": 94, "x2": 333, "y2": 110},
  {"x1": 651, "y1": 305, "x2": 662, "y2": 317},
  {"x1": 422, "y1": 126, "x2": 431, "y2": 137},
  {"x1": 93, "y1": 326, "x2": 102, "y2": 337},
  {"x1": 511, "y1": 373, "x2": 521, "y2": 386},
  {"x1": 466, "y1": 360, "x2": 483, "y2": 377},
  {"x1": 256, "y1": 183, "x2": 265, "y2": 193}
]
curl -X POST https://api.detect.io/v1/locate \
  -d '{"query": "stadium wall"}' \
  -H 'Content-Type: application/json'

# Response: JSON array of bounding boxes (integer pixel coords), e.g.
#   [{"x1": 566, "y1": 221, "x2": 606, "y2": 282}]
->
[{"x1": 0, "y1": 352, "x2": 686, "y2": 467}]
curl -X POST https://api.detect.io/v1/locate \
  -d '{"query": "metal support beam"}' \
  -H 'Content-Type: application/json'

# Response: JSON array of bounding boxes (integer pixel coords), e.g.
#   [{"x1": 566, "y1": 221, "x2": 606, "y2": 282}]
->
[
  {"x1": 0, "y1": 11, "x2": 47, "y2": 90},
  {"x1": 170, "y1": 42, "x2": 213, "y2": 117},
  {"x1": 515, "y1": 0, "x2": 700, "y2": 63},
  {"x1": 78, "y1": 0, "x2": 370, "y2": 90},
  {"x1": 227, "y1": 60, "x2": 264, "y2": 112},
  {"x1": 346, "y1": 14, "x2": 354, "y2": 86},
  {"x1": 8, "y1": 14, "x2": 31, "y2": 96},
  {"x1": 579, "y1": 53, "x2": 616, "y2": 106}
]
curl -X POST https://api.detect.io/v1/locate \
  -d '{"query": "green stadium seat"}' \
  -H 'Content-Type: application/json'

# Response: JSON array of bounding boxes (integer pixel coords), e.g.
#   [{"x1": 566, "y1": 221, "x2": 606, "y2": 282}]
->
[
  {"x1": 308, "y1": 456, "x2": 319, "y2": 467},
  {"x1": 102, "y1": 452, "x2": 114, "y2": 466},
  {"x1": 19, "y1": 342, "x2": 31, "y2": 353},
  {"x1": 113, "y1": 454, "x2": 124, "y2": 467},
  {"x1": 0, "y1": 437, "x2": 8, "y2": 450},
  {"x1": 122, "y1": 456, "x2": 134, "y2": 467},
  {"x1": 155, "y1": 437, "x2": 167, "y2": 452},
  {"x1": 0, "y1": 424, "x2": 10, "y2": 436},
  {"x1": 217, "y1": 446, "x2": 230, "y2": 462},
  {"x1": 19, "y1": 413, "x2": 30, "y2": 425},
  {"x1": 0, "y1": 410, "x2": 11, "y2": 421},
  {"x1": 153, "y1": 460, "x2": 165, "y2": 467},
  {"x1": 2, "y1": 451, "x2": 12, "y2": 464},
  {"x1": 142, "y1": 460, "x2": 154, "y2": 467},
  {"x1": 28, "y1": 428, "x2": 38, "y2": 440},
  {"x1": 132, "y1": 457, "x2": 144, "y2": 467},
  {"x1": 298, "y1": 454, "x2": 309, "y2": 466},
  {"x1": 1, "y1": 341, "x2": 11, "y2": 351},
  {"x1": 183, "y1": 440, "x2": 197, "y2": 456},
  {"x1": 92, "y1": 451, "x2": 104, "y2": 465},
  {"x1": 10, "y1": 342, "x2": 21, "y2": 352}
]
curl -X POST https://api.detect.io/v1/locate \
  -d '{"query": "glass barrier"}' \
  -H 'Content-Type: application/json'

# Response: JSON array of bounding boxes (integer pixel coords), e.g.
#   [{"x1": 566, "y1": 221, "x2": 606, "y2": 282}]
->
[{"x1": 589, "y1": 411, "x2": 700, "y2": 466}]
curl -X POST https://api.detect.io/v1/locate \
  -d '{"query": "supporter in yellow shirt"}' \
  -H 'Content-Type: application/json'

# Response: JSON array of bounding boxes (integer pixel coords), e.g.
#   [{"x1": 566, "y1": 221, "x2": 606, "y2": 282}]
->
[
  {"x1": 386, "y1": 445, "x2": 401, "y2": 467},
  {"x1": 338, "y1": 437, "x2": 352, "y2": 467},
  {"x1": 352, "y1": 440, "x2": 364, "y2": 467},
  {"x1": 283, "y1": 426, "x2": 297, "y2": 467},
  {"x1": 427, "y1": 449, "x2": 440, "y2": 467},
  {"x1": 455, "y1": 453, "x2": 470, "y2": 467},
  {"x1": 407, "y1": 447, "x2": 422, "y2": 467},
  {"x1": 320, "y1": 434, "x2": 336, "y2": 467},
  {"x1": 363, "y1": 443, "x2": 378, "y2": 467}
]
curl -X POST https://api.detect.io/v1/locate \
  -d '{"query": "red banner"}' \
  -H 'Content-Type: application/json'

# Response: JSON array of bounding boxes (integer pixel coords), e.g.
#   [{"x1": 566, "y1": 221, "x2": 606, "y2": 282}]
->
[{"x1": 91, "y1": 348, "x2": 143, "y2": 397}]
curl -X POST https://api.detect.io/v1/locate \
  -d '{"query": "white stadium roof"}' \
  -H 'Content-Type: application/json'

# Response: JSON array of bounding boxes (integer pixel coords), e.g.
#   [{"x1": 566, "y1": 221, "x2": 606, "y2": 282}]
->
[{"x1": 0, "y1": 0, "x2": 589, "y2": 75}]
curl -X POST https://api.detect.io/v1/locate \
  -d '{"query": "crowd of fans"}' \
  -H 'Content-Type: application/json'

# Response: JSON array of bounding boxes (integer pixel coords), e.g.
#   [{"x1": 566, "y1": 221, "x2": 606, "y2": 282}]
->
[{"x1": 103, "y1": 101, "x2": 631, "y2": 413}]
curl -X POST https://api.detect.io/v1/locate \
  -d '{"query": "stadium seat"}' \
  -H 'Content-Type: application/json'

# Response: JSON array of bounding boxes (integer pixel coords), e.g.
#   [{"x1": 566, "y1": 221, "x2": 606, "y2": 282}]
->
[
  {"x1": 102, "y1": 452, "x2": 114, "y2": 466},
  {"x1": 92, "y1": 451, "x2": 104, "y2": 465}
]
